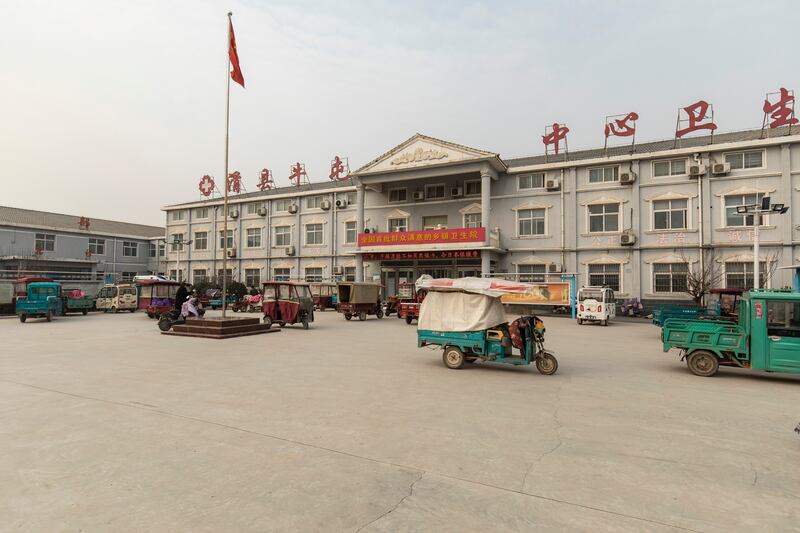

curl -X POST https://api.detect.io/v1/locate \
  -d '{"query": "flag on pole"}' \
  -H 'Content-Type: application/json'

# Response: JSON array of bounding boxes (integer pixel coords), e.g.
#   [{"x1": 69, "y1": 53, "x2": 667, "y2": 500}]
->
[{"x1": 228, "y1": 19, "x2": 245, "y2": 87}]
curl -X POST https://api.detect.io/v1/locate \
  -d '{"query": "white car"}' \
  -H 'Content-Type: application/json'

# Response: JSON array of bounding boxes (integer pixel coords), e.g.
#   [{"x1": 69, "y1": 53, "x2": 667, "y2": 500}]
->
[{"x1": 577, "y1": 286, "x2": 616, "y2": 326}]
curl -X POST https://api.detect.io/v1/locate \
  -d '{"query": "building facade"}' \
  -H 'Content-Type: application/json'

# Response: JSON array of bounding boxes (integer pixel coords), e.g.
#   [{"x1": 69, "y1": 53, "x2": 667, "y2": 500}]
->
[
  {"x1": 0, "y1": 206, "x2": 165, "y2": 292},
  {"x1": 162, "y1": 127, "x2": 800, "y2": 305}
]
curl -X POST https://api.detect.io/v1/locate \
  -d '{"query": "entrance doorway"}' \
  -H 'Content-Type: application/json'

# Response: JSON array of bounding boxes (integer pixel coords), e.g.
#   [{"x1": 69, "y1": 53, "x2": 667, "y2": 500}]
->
[{"x1": 384, "y1": 269, "x2": 415, "y2": 297}]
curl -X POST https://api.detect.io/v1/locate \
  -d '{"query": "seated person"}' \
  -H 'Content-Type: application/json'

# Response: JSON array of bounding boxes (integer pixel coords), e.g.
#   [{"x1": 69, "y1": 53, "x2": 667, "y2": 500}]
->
[{"x1": 181, "y1": 291, "x2": 202, "y2": 319}]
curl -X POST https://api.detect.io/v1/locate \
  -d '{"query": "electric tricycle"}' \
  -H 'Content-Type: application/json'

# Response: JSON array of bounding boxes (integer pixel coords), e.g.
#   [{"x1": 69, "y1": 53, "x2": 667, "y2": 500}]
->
[
  {"x1": 576, "y1": 286, "x2": 615, "y2": 326},
  {"x1": 262, "y1": 281, "x2": 314, "y2": 329},
  {"x1": 61, "y1": 288, "x2": 95, "y2": 315},
  {"x1": 16, "y1": 281, "x2": 63, "y2": 323},
  {"x1": 397, "y1": 283, "x2": 426, "y2": 325},
  {"x1": 136, "y1": 279, "x2": 181, "y2": 318},
  {"x1": 336, "y1": 282, "x2": 383, "y2": 321},
  {"x1": 310, "y1": 283, "x2": 338, "y2": 311}
]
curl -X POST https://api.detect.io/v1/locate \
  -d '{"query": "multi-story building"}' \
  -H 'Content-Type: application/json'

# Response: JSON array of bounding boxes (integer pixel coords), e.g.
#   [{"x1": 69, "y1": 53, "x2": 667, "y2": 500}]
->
[
  {"x1": 162, "y1": 127, "x2": 800, "y2": 306},
  {"x1": 0, "y1": 206, "x2": 165, "y2": 292}
]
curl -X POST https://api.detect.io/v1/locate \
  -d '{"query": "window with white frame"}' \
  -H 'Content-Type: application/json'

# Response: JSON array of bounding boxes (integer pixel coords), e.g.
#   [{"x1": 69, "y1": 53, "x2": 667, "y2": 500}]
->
[
  {"x1": 344, "y1": 266, "x2": 356, "y2": 281},
  {"x1": 305, "y1": 223, "x2": 324, "y2": 245},
  {"x1": 388, "y1": 188, "x2": 407, "y2": 203},
  {"x1": 193, "y1": 269, "x2": 208, "y2": 283},
  {"x1": 653, "y1": 263, "x2": 689, "y2": 293},
  {"x1": 246, "y1": 228, "x2": 262, "y2": 248},
  {"x1": 218, "y1": 229, "x2": 233, "y2": 249},
  {"x1": 194, "y1": 207, "x2": 209, "y2": 219},
  {"x1": 305, "y1": 267, "x2": 323, "y2": 283},
  {"x1": 273, "y1": 267, "x2": 290, "y2": 281},
  {"x1": 169, "y1": 269, "x2": 178, "y2": 281},
  {"x1": 344, "y1": 221, "x2": 357, "y2": 243},
  {"x1": 725, "y1": 261, "x2": 766, "y2": 289},
  {"x1": 245, "y1": 268, "x2": 261, "y2": 287},
  {"x1": 169, "y1": 233, "x2": 184, "y2": 251},
  {"x1": 465, "y1": 180, "x2": 481, "y2": 196},
  {"x1": 588, "y1": 203, "x2": 620, "y2": 233},
  {"x1": 306, "y1": 196, "x2": 323, "y2": 209},
  {"x1": 588, "y1": 263, "x2": 621, "y2": 291},
  {"x1": 518, "y1": 173, "x2": 544, "y2": 190},
  {"x1": 518, "y1": 209, "x2": 546, "y2": 236},
  {"x1": 158, "y1": 243, "x2": 165, "y2": 257},
  {"x1": 274, "y1": 226, "x2": 291, "y2": 246},
  {"x1": 34, "y1": 233, "x2": 55, "y2": 252},
  {"x1": 653, "y1": 158, "x2": 687, "y2": 177},
  {"x1": 464, "y1": 213, "x2": 482, "y2": 228},
  {"x1": 194, "y1": 231, "x2": 208, "y2": 250},
  {"x1": 388, "y1": 218, "x2": 408, "y2": 232},
  {"x1": 217, "y1": 268, "x2": 233, "y2": 282},
  {"x1": 120, "y1": 271, "x2": 136, "y2": 282},
  {"x1": 653, "y1": 199, "x2": 688, "y2": 230},
  {"x1": 88, "y1": 238, "x2": 105, "y2": 255},
  {"x1": 725, "y1": 150, "x2": 763, "y2": 170},
  {"x1": 122, "y1": 241, "x2": 138, "y2": 257},
  {"x1": 725, "y1": 193, "x2": 764, "y2": 227},
  {"x1": 422, "y1": 215, "x2": 448, "y2": 230},
  {"x1": 588, "y1": 166, "x2": 619, "y2": 183},
  {"x1": 171, "y1": 210, "x2": 184, "y2": 221},
  {"x1": 148, "y1": 243, "x2": 156, "y2": 257},
  {"x1": 274, "y1": 198, "x2": 292, "y2": 212},
  {"x1": 518, "y1": 264, "x2": 546, "y2": 283},
  {"x1": 246, "y1": 202, "x2": 264, "y2": 215},
  {"x1": 425, "y1": 184, "x2": 445, "y2": 200}
]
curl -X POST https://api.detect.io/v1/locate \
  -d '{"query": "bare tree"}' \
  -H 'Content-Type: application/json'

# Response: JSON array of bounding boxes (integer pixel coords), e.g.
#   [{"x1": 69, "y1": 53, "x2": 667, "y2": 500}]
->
[
  {"x1": 681, "y1": 251, "x2": 724, "y2": 304},
  {"x1": 761, "y1": 249, "x2": 782, "y2": 288}
]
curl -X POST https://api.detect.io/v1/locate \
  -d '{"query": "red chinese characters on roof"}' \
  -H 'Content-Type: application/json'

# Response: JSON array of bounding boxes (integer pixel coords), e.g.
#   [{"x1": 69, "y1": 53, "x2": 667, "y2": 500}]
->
[
  {"x1": 78, "y1": 217, "x2": 91, "y2": 231},
  {"x1": 257, "y1": 168, "x2": 274, "y2": 191},
  {"x1": 226, "y1": 171, "x2": 242, "y2": 193},
  {"x1": 288, "y1": 162, "x2": 307, "y2": 186},
  {"x1": 198, "y1": 175, "x2": 215, "y2": 197},
  {"x1": 542, "y1": 123, "x2": 569, "y2": 155},
  {"x1": 763, "y1": 88, "x2": 798, "y2": 129},
  {"x1": 605, "y1": 112, "x2": 638, "y2": 138},
  {"x1": 329, "y1": 156, "x2": 349, "y2": 181},
  {"x1": 675, "y1": 100, "x2": 717, "y2": 138}
]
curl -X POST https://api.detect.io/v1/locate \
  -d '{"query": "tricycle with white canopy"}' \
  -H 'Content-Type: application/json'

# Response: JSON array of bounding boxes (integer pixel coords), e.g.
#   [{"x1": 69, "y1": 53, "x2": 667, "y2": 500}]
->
[{"x1": 415, "y1": 276, "x2": 558, "y2": 374}]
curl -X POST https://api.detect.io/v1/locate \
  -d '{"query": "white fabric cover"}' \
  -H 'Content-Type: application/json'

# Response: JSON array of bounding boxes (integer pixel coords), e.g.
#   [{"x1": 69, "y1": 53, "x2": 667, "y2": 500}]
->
[
  {"x1": 418, "y1": 291, "x2": 507, "y2": 332},
  {"x1": 415, "y1": 275, "x2": 533, "y2": 297}
]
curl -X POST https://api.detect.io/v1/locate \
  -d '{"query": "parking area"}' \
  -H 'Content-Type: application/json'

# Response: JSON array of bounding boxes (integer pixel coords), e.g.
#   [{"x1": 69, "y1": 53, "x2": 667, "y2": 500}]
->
[{"x1": 2, "y1": 310, "x2": 799, "y2": 532}]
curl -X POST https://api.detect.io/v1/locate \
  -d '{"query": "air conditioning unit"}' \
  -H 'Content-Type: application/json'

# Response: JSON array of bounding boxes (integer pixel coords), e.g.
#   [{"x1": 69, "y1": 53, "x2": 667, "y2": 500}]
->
[
  {"x1": 321, "y1": 199, "x2": 332, "y2": 210},
  {"x1": 285, "y1": 245, "x2": 296, "y2": 256},
  {"x1": 257, "y1": 207, "x2": 267, "y2": 216},
  {"x1": 226, "y1": 249, "x2": 237, "y2": 258},
  {"x1": 332, "y1": 265, "x2": 344, "y2": 275},
  {"x1": 545, "y1": 178, "x2": 561, "y2": 191},
  {"x1": 688, "y1": 164, "x2": 706, "y2": 178},
  {"x1": 364, "y1": 228, "x2": 371, "y2": 234},
  {"x1": 451, "y1": 186, "x2": 463, "y2": 198},
  {"x1": 287, "y1": 204, "x2": 298, "y2": 214},
  {"x1": 619, "y1": 231, "x2": 637, "y2": 246},
  {"x1": 229, "y1": 209, "x2": 240, "y2": 219},
  {"x1": 712, "y1": 162, "x2": 731, "y2": 176},
  {"x1": 335, "y1": 198, "x2": 348, "y2": 208},
  {"x1": 620, "y1": 171, "x2": 637, "y2": 184},
  {"x1": 413, "y1": 190, "x2": 424, "y2": 201},
  {"x1": 547, "y1": 262, "x2": 563, "y2": 273}
]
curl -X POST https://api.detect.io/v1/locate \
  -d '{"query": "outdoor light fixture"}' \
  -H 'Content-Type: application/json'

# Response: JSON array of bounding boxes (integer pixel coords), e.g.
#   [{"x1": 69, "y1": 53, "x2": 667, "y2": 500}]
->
[
  {"x1": 736, "y1": 205, "x2": 748, "y2": 214},
  {"x1": 736, "y1": 197, "x2": 790, "y2": 289}
]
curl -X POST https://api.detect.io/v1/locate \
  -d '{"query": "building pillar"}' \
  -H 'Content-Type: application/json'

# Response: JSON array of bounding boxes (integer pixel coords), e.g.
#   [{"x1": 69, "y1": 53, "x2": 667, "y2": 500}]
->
[
  {"x1": 481, "y1": 250, "x2": 491, "y2": 276},
  {"x1": 356, "y1": 182, "x2": 365, "y2": 282},
  {"x1": 480, "y1": 168, "x2": 492, "y2": 277}
]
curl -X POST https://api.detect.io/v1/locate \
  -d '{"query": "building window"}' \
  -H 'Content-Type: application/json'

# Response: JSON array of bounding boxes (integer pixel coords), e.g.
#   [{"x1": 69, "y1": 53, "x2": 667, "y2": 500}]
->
[
  {"x1": 306, "y1": 196, "x2": 323, "y2": 209},
  {"x1": 464, "y1": 213, "x2": 482, "y2": 228},
  {"x1": 194, "y1": 231, "x2": 208, "y2": 250},
  {"x1": 518, "y1": 264, "x2": 546, "y2": 283},
  {"x1": 518, "y1": 209, "x2": 546, "y2": 236},
  {"x1": 725, "y1": 193, "x2": 764, "y2": 227},
  {"x1": 518, "y1": 173, "x2": 544, "y2": 190},
  {"x1": 388, "y1": 218, "x2": 408, "y2": 232},
  {"x1": 169, "y1": 233, "x2": 184, "y2": 251},
  {"x1": 344, "y1": 192, "x2": 356, "y2": 205},
  {"x1": 148, "y1": 243, "x2": 156, "y2": 258},
  {"x1": 588, "y1": 263, "x2": 621, "y2": 292},
  {"x1": 344, "y1": 221, "x2": 357, "y2": 243},
  {"x1": 158, "y1": 243, "x2": 165, "y2": 257},
  {"x1": 588, "y1": 203, "x2": 620, "y2": 233},
  {"x1": 305, "y1": 223, "x2": 324, "y2": 245},
  {"x1": 89, "y1": 238, "x2": 105, "y2": 255},
  {"x1": 344, "y1": 266, "x2": 356, "y2": 282},
  {"x1": 169, "y1": 269, "x2": 178, "y2": 281},
  {"x1": 193, "y1": 269, "x2": 208, "y2": 283},
  {"x1": 425, "y1": 184, "x2": 446, "y2": 200},
  {"x1": 653, "y1": 263, "x2": 689, "y2": 293},
  {"x1": 305, "y1": 267, "x2": 323, "y2": 283},
  {"x1": 245, "y1": 268, "x2": 261, "y2": 287},
  {"x1": 273, "y1": 267, "x2": 290, "y2": 281},
  {"x1": 274, "y1": 198, "x2": 292, "y2": 212},
  {"x1": 588, "y1": 166, "x2": 619, "y2": 184},
  {"x1": 725, "y1": 261, "x2": 766, "y2": 289},
  {"x1": 216, "y1": 268, "x2": 233, "y2": 283},
  {"x1": 653, "y1": 159, "x2": 687, "y2": 177},
  {"x1": 725, "y1": 150, "x2": 763, "y2": 170},
  {"x1": 274, "y1": 226, "x2": 291, "y2": 246},
  {"x1": 122, "y1": 241, "x2": 138, "y2": 257},
  {"x1": 422, "y1": 215, "x2": 448, "y2": 230},
  {"x1": 171, "y1": 210, "x2": 184, "y2": 221},
  {"x1": 194, "y1": 207, "x2": 209, "y2": 219},
  {"x1": 247, "y1": 202, "x2": 264, "y2": 215},
  {"x1": 766, "y1": 300, "x2": 800, "y2": 339},
  {"x1": 465, "y1": 180, "x2": 481, "y2": 196},
  {"x1": 246, "y1": 228, "x2": 262, "y2": 248},
  {"x1": 34, "y1": 233, "x2": 55, "y2": 252},
  {"x1": 388, "y1": 188, "x2": 407, "y2": 203},
  {"x1": 218, "y1": 230, "x2": 234, "y2": 249},
  {"x1": 653, "y1": 199, "x2": 688, "y2": 230}
]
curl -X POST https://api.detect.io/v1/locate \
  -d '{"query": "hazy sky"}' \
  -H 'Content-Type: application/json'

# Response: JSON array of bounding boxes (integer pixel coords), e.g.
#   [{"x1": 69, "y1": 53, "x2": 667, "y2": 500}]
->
[{"x1": 2, "y1": 0, "x2": 797, "y2": 226}]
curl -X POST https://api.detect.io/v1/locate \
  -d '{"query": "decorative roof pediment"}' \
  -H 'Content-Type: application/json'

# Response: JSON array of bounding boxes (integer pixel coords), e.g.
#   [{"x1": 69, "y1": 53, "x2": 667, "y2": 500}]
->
[
  {"x1": 581, "y1": 196, "x2": 627, "y2": 206},
  {"x1": 512, "y1": 255, "x2": 548, "y2": 265},
  {"x1": 646, "y1": 253, "x2": 697, "y2": 264},
  {"x1": 355, "y1": 133, "x2": 505, "y2": 175},
  {"x1": 459, "y1": 203, "x2": 482, "y2": 215},
  {"x1": 384, "y1": 208, "x2": 410, "y2": 219},
  {"x1": 646, "y1": 191, "x2": 694, "y2": 202},
  {"x1": 582, "y1": 254, "x2": 629, "y2": 265},
  {"x1": 512, "y1": 202, "x2": 552, "y2": 211},
  {"x1": 715, "y1": 185, "x2": 776, "y2": 197}
]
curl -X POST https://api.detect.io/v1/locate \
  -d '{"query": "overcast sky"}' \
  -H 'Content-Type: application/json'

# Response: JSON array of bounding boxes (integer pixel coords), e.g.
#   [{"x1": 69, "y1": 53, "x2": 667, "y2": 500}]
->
[{"x1": 2, "y1": 0, "x2": 797, "y2": 226}]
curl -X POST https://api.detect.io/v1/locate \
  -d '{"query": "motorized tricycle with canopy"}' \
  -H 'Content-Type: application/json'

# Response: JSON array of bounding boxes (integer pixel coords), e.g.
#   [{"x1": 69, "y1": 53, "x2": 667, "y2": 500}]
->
[
  {"x1": 397, "y1": 282, "x2": 426, "y2": 325},
  {"x1": 262, "y1": 281, "x2": 314, "y2": 329},
  {"x1": 576, "y1": 286, "x2": 615, "y2": 326},
  {"x1": 16, "y1": 281, "x2": 63, "y2": 323},
  {"x1": 310, "y1": 282, "x2": 337, "y2": 311},
  {"x1": 136, "y1": 279, "x2": 181, "y2": 318},
  {"x1": 336, "y1": 282, "x2": 383, "y2": 321}
]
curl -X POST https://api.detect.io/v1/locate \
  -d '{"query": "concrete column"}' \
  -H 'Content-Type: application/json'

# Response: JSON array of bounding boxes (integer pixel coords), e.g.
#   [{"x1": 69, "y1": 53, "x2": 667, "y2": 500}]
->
[
  {"x1": 480, "y1": 169, "x2": 492, "y2": 277},
  {"x1": 356, "y1": 183, "x2": 365, "y2": 282},
  {"x1": 481, "y1": 250, "x2": 491, "y2": 276}
]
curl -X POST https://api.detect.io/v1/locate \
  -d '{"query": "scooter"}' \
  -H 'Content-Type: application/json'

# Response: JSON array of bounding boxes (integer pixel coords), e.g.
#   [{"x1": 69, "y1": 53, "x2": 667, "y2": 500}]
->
[{"x1": 157, "y1": 307, "x2": 205, "y2": 331}]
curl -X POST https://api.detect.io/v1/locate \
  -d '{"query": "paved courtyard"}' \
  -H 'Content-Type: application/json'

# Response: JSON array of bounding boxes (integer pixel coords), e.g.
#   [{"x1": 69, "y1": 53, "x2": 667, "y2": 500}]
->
[{"x1": 1, "y1": 309, "x2": 799, "y2": 532}]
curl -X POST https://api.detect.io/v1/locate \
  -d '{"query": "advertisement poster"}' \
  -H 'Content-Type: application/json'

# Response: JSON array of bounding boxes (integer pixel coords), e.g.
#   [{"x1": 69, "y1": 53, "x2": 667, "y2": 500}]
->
[{"x1": 500, "y1": 283, "x2": 571, "y2": 306}]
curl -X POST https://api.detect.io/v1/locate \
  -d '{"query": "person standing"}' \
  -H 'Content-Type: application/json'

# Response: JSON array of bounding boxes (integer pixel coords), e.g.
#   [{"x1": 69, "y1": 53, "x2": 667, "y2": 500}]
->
[{"x1": 175, "y1": 282, "x2": 189, "y2": 310}]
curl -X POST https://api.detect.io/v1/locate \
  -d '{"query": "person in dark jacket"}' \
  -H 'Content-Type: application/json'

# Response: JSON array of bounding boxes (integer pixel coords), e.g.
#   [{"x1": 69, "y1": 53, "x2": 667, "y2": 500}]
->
[{"x1": 175, "y1": 282, "x2": 189, "y2": 310}]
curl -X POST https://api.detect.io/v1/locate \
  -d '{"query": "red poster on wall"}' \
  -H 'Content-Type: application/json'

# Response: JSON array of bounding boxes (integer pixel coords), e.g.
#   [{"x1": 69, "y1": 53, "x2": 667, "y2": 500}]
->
[{"x1": 358, "y1": 227, "x2": 485, "y2": 247}]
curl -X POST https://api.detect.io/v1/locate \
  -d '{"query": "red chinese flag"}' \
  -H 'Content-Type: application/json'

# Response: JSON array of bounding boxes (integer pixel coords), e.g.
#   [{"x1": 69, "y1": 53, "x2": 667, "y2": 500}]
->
[{"x1": 228, "y1": 19, "x2": 245, "y2": 87}]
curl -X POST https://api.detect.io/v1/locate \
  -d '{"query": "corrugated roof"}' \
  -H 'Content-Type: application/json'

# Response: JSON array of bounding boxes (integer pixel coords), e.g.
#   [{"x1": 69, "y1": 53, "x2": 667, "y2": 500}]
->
[{"x1": 0, "y1": 205, "x2": 164, "y2": 239}]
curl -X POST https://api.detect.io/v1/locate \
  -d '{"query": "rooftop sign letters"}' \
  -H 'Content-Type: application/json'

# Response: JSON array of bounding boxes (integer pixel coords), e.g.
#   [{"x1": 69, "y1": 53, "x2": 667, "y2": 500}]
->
[
  {"x1": 390, "y1": 147, "x2": 449, "y2": 166},
  {"x1": 358, "y1": 227, "x2": 485, "y2": 247}
]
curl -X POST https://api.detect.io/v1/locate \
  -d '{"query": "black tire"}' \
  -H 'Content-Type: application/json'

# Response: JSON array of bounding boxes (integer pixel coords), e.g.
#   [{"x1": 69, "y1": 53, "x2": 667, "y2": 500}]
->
[
  {"x1": 158, "y1": 317, "x2": 172, "y2": 331},
  {"x1": 358, "y1": 312, "x2": 367, "y2": 321},
  {"x1": 19, "y1": 315, "x2": 26, "y2": 323},
  {"x1": 397, "y1": 312, "x2": 403, "y2": 319},
  {"x1": 405, "y1": 316, "x2": 413, "y2": 325},
  {"x1": 112, "y1": 306, "x2": 118, "y2": 314},
  {"x1": 302, "y1": 317, "x2": 309, "y2": 330},
  {"x1": 577, "y1": 318, "x2": 582, "y2": 325},
  {"x1": 278, "y1": 321, "x2": 286, "y2": 328},
  {"x1": 82, "y1": 309, "x2": 88, "y2": 315},
  {"x1": 344, "y1": 313, "x2": 352, "y2": 321},
  {"x1": 687, "y1": 350, "x2": 719, "y2": 377},
  {"x1": 376, "y1": 309, "x2": 384, "y2": 319},
  {"x1": 442, "y1": 347, "x2": 465, "y2": 369},
  {"x1": 263, "y1": 316, "x2": 273, "y2": 328},
  {"x1": 535, "y1": 353, "x2": 558, "y2": 375},
  {"x1": 602, "y1": 319, "x2": 608, "y2": 326},
  {"x1": 46, "y1": 311, "x2": 52, "y2": 322}
]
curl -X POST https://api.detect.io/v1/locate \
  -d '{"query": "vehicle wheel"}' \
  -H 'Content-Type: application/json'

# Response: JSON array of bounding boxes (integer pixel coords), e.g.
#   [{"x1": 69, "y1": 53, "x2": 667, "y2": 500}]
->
[
  {"x1": 397, "y1": 313, "x2": 403, "y2": 320},
  {"x1": 278, "y1": 321, "x2": 286, "y2": 328},
  {"x1": 687, "y1": 350, "x2": 719, "y2": 377},
  {"x1": 302, "y1": 317, "x2": 309, "y2": 330},
  {"x1": 19, "y1": 315, "x2": 26, "y2": 323},
  {"x1": 535, "y1": 353, "x2": 558, "y2": 375},
  {"x1": 46, "y1": 311, "x2": 52, "y2": 322},
  {"x1": 442, "y1": 347, "x2": 465, "y2": 369},
  {"x1": 405, "y1": 316, "x2": 413, "y2": 325},
  {"x1": 344, "y1": 313, "x2": 352, "y2": 321},
  {"x1": 158, "y1": 317, "x2": 172, "y2": 331},
  {"x1": 82, "y1": 309, "x2": 88, "y2": 315},
  {"x1": 358, "y1": 312, "x2": 367, "y2": 321},
  {"x1": 263, "y1": 316, "x2": 273, "y2": 328},
  {"x1": 112, "y1": 306, "x2": 118, "y2": 314},
  {"x1": 602, "y1": 320, "x2": 608, "y2": 326},
  {"x1": 376, "y1": 309, "x2": 384, "y2": 319},
  {"x1": 577, "y1": 318, "x2": 582, "y2": 325}
]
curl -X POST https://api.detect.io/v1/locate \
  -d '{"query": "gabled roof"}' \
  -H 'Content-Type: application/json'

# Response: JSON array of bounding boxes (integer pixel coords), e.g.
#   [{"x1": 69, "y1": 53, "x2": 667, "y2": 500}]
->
[{"x1": 0, "y1": 205, "x2": 164, "y2": 239}]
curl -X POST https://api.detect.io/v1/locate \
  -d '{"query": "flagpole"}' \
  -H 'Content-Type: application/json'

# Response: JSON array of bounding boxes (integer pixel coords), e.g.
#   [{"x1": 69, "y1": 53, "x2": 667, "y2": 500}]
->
[{"x1": 222, "y1": 11, "x2": 232, "y2": 319}]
